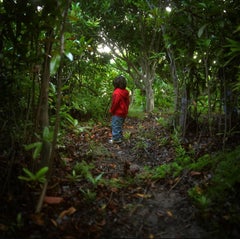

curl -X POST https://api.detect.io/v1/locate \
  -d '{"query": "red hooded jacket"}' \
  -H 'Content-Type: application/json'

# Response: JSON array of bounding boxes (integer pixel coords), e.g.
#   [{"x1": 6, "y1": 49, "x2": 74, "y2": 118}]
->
[{"x1": 110, "y1": 88, "x2": 130, "y2": 117}]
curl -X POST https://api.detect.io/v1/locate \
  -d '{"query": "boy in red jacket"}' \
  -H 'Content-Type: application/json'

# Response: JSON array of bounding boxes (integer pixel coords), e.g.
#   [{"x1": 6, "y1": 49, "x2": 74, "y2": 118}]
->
[{"x1": 109, "y1": 75, "x2": 130, "y2": 144}]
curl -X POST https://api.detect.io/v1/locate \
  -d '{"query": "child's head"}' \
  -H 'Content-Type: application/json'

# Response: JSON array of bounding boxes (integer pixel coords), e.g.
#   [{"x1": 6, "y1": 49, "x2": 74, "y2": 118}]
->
[{"x1": 113, "y1": 75, "x2": 127, "y2": 89}]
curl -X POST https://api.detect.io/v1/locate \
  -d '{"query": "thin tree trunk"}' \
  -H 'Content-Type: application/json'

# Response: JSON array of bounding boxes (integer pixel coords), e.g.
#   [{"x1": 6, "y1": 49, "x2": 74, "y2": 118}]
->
[
  {"x1": 179, "y1": 85, "x2": 188, "y2": 137},
  {"x1": 35, "y1": 29, "x2": 53, "y2": 213},
  {"x1": 49, "y1": 0, "x2": 70, "y2": 178},
  {"x1": 35, "y1": 0, "x2": 71, "y2": 213},
  {"x1": 204, "y1": 56, "x2": 212, "y2": 136},
  {"x1": 223, "y1": 69, "x2": 228, "y2": 150}
]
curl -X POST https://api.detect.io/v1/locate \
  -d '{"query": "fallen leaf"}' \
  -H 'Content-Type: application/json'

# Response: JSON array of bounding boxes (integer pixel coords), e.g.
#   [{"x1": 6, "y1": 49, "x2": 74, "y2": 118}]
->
[
  {"x1": 134, "y1": 193, "x2": 151, "y2": 199},
  {"x1": 44, "y1": 196, "x2": 64, "y2": 204},
  {"x1": 51, "y1": 219, "x2": 58, "y2": 227},
  {"x1": 62, "y1": 157, "x2": 73, "y2": 163},
  {"x1": 109, "y1": 163, "x2": 117, "y2": 169},
  {"x1": 166, "y1": 210, "x2": 173, "y2": 217},
  {"x1": 149, "y1": 234, "x2": 155, "y2": 239},
  {"x1": 30, "y1": 213, "x2": 45, "y2": 226},
  {"x1": 59, "y1": 206, "x2": 77, "y2": 219},
  {"x1": 190, "y1": 171, "x2": 202, "y2": 176},
  {"x1": 110, "y1": 187, "x2": 118, "y2": 192}
]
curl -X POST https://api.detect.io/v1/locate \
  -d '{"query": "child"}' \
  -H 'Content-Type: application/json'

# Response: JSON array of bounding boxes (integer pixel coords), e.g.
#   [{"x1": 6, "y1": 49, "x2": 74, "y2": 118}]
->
[{"x1": 109, "y1": 75, "x2": 130, "y2": 144}]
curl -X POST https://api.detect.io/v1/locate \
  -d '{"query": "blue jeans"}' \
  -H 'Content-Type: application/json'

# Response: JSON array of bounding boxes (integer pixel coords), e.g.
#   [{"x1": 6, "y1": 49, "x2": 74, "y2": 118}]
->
[{"x1": 111, "y1": 115, "x2": 125, "y2": 140}]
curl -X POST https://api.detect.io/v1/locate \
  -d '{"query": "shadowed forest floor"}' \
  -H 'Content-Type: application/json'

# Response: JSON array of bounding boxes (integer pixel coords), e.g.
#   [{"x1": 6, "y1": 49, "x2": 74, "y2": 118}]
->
[{"x1": 1, "y1": 115, "x2": 240, "y2": 238}]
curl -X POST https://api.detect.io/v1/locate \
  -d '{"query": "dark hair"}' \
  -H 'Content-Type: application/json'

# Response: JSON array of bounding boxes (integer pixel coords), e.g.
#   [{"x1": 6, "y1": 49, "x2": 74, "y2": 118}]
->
[{"x1": 113, "y1": 75, "x2": 127, "y2": 89}]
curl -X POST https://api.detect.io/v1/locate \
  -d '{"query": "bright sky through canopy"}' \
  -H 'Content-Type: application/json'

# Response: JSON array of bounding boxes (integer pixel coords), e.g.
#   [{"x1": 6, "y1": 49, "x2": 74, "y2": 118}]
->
[{"x1": 166, "y1": 6, "x2": 172, "y2": 12}]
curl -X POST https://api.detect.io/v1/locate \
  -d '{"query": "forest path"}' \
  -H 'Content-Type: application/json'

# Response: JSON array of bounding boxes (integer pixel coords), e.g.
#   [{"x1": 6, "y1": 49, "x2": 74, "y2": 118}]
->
[{"x1": 86, "y1": 116, "x2": 208, "y2": 238}]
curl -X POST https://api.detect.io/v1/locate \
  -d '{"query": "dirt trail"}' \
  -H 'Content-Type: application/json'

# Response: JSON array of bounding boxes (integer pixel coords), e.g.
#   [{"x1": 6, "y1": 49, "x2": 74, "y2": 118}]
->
[{"x1": 98, "y1": 139, "x2": 207, "y2": 238}]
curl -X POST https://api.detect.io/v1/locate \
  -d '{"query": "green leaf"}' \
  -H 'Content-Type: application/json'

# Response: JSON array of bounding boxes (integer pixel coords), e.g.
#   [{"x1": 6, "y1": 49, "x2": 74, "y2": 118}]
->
[
  {"x1": 24, "y1": 142, "x2": 42, "y2": 151},
  {"x1": 18, "y1": 176, "x2": 32, "y2": 181},
  {"x1": 35, "y1": 167, "x2": 48, "y2": 182},
  {"x1": 65, "y1": 51, "x2": 74, "y2": 61},
  {"x1": 95, "y1": 172, "x2": 104, "y2": 181},
  {"x1": 35, "y1": 167, "x2": 49, "y2": 178},
  {"x1": 22, "y1": 168, "x2": 35, "y2": 180},
  {"x1": 198, "y1": 2, "x2": 207, "y2": 8},
  {"x1": 50, "y1": 54, "x2": 61, "y2": 76},
  {"x1": 24, "y1": 142, "x2": 42, "y2": 159},
  {"x1": 198, "y1": 24, "x2": 207, "y2": 38},
  {"x1": 33, "y1": 143, "x2": 42, "y2": 159},
  {"x1": 73, "y1": 119, "x2": 78, "y2": 127}
]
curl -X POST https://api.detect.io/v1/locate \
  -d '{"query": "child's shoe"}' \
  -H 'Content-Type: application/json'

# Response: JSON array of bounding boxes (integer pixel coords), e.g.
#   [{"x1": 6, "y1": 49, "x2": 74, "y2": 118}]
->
[{"x1": 108, "y1": 138, "x2": 122, "y2": 144}]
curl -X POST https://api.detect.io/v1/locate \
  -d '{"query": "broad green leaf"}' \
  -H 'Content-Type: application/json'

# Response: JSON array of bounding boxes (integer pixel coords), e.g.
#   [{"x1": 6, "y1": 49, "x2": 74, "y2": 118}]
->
[
  {"x1": 73, "y1": 119, "x2": 78, "y2": 127},
  {"x1": 18, "y1": 176, "x2": 32, "y2": 181},
  {"x1": 198, "y1": 24, "x2": 207, "y2": 38},
  {"x1": 24, "y1": 142, "x2": 42, "y2": 151},
  {"x1": 50, "y1": 82, "x2": 56, "y2": 94},
  {"x1": 50, "y1": 54, "x2": 61, "y2": 76},
  {"x1": 22, "y1": 168, "x2": 35, "y2": 179},
  {"x1": 198, "y1": 2, "x2": 207, "y2": 8},
  {"x1": 33, "y1": 143, "x2": 42, "y2": 159},
  {"x1": 95, "y1": 172, "x2": 104, "y2": 181},
  {"x1": 65, "y1": 52, "x2": 74, "y2": 61},
  {"x1": 24, "y1": 142, "x2": 42, "y2": 159},
  {"x1": 35, "y1": 167, "x2": 49, "y2": 178}
]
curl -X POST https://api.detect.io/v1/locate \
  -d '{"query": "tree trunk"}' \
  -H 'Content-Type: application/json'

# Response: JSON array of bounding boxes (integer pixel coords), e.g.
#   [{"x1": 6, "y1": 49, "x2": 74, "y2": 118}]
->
[
  {"x1": 36, "y1": 0, "x2": 71, "y2": 213},
  {"x1": 204, "y1": 56, "x2": 212, "y2": 136},
  {"x1": 166, "y1": 47, "x2": 179, "y2": 127},
  {"x1": 179, "y1": 86, "x2": 188, "y2": 137},
  {"x1": 35, "y1": 29, "x2": 53, "y2": 213},
  {"x1": 38, "y1": 29, "x2": 53, "y2": 167},
  {"x1": 141, "y1": 55, "x2": 156, "y2": 113},
  {"x1": 144, "y1": 76, "x2": 154, "y2": 113}
]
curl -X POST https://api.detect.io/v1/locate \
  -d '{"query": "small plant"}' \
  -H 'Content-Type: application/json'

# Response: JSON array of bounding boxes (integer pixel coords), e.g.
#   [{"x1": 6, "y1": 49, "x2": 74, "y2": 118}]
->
[
  {"x1": 142, "y1": 129, "x2": 157, "y2": 140},
  {"x1": 157, "y1": 117, "x2": 168, "y2": 127},
  {"x1": 188, "y1": 154, "x2": 211, "y2": 171},
  {"x1": 124, "y1": 131, "x2": 131, "y2": 140},
  {"x1": 158, "y1": 136, "x2": 168, "y2": 146},
  {"x1": 9, "y1": 213, "x2": 24, "y2": 233},
  {"x1": 150, "y1": 164, "x2": 172, "y2": 180},
  {"x1": 66, "y1": 169, "x2": 81, "y2": 182},
  {"x1": 175, "y1": 144, "x2": 191, "y2": 166},
  {"x1": 74, "y1": 160, "x2": 95, "y2": 178},
  {"x1": 72, "y1": 161, "x2": 104, "y2": 187},
  {"x1": 61, "y1": 112, "x2": 91, "y2": 134},
  {"x1": 80, "y1": 188, "x2": 97, "y2": 203},
  {"x1": 18, "y1": 167, "x2": 48, "y2": 184},
  {"x1": 87, "y1": 173, "x2": 104, "y2": 188},
  {"x1": 134, "y1": 138, "x2": 148, "y2": 150},
  {"x1": 171, "y1": 162, "x2": 183, "y2": 177},
  {"x1": 188, "y1": 186, "x2": 211, "y2": 210},
  {"x1": 106, "y1": 177, "x2": 126, "y2": 189},
  {"x1": 87, "y1": 142, "x2": 110, "y2": 157},
  {"x1": 24, "y1": 126, "x2": 53, "y2": 159},
  {"x1": 15, "y1": 213, "x2": 24, "y2": 229},
  {"x1": 171, "y1": 127, "x2": 181, "y2": 146},
  {"x1": 170, "y1": 128, "x2": 192, "y2": 166}
]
